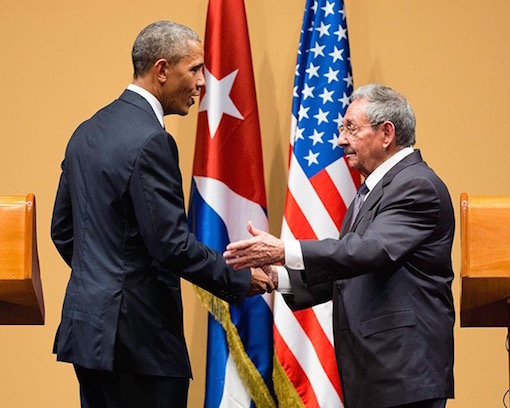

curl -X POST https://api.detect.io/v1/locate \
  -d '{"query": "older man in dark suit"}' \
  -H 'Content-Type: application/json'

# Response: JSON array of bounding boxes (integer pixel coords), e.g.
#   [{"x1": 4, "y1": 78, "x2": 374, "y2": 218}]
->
[
  {"x1": 51, "y1": 21, "x2": 273, "y2": 408},
  {"x1": 224, "y1": 84, "x2": 455, "y2": 408}
]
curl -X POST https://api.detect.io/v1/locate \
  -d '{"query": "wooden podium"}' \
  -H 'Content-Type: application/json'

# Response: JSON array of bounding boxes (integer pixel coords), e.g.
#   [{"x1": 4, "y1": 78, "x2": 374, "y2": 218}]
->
[
  {"x1": 460, "y1": 193, "x2": 510, "y2": 391},
  {"x1": 0, "y1": 194, "x2": 45, "y2": 324}
]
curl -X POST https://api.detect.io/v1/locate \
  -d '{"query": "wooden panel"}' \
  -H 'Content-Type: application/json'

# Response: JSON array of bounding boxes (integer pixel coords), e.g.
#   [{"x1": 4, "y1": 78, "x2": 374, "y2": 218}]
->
[
  {"x1": 0, "y1": 194, "x2": 44, "y2": 325},
  {"x1": 461, "y1": 194, "x2": 510, "y2": 278},
  {"x1": 0, "y1": 197, "x2": 26, "y2": 280},
  {"x1": 460, "y1": 193, "x2": 510, "y2": 327}
]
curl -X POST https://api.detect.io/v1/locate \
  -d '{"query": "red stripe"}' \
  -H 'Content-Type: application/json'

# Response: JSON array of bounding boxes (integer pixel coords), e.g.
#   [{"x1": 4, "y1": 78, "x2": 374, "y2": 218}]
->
[
  {"x1": 274, "y1": 325, "x2": 320, "y2": 408},
  {"x1": 309, "y1": 170, "x2": 347, "y2": 231},
  {"x1": 293, "y1": 309, "x2": 344, "y2": 400},
  {"x1": 283, "y1": 189, "x2": 317, "y2": 239}
]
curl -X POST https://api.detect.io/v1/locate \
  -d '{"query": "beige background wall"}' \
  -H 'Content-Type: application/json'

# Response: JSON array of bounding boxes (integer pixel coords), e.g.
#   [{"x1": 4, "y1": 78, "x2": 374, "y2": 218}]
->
[{"x1": 1, "y1": 0, "x2": 509, "y2": 406}]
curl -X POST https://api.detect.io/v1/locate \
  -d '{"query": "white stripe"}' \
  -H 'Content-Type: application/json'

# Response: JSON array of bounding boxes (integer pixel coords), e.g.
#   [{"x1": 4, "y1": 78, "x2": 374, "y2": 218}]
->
[
  {"x1": 287, "y1": 154, "x2": 339, "y2": 239},
  {"x1": 274, "y1": 294, "x2": 343, "y2": 407},
  {"x1": 290, "y1": 115, "x2": 297, "y2": 147},
  {"x1": 325, "y1": 158, "x2": 357, "y2": 212},
  {"x1": 219, "y1": 354, "x2": 252, "y2": 408},
  {"x1": 193, "y1": 176, "x2": 269, "y2": 242},
  {"x1": 280, "y1": 216, "x2": 295, "y2": 240},
  {"x1": 312, "y1": 302, "x2": 335, "y2": 345}
]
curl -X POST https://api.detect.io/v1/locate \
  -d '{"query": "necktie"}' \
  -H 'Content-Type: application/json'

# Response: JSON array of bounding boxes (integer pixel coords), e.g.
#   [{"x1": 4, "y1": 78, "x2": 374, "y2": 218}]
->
[{"x1": 350, "y1": 183, "x2": 369, "y2": 229}]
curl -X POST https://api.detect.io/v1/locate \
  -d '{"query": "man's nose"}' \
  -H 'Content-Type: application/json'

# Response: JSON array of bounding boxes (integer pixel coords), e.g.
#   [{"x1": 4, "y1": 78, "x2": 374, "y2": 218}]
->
[
  {"x1": 197, "y1": 71, "x2": 206, "y2": 88},
  {"x1": 337, "y1": 130, "x2": 348, "y2": 147}
]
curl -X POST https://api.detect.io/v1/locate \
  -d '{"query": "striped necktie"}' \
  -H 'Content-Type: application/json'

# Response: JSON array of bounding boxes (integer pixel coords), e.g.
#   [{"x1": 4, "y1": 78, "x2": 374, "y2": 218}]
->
[{"x1": 350, "y1": 183, "x2": 369, "y2": 229}]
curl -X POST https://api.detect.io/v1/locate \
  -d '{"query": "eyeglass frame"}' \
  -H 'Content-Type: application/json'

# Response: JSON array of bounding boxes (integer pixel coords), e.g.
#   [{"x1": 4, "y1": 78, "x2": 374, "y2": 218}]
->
[{"x1": 338, "y1": 121, "x2": 385, "y2": 139}]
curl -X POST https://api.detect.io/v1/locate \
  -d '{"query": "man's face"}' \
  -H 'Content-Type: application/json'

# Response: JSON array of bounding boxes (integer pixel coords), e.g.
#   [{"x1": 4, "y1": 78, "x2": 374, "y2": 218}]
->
[
  {"x1": 337, "y1": 99, "x2": 386, "y2": 177},
  {"x1": 162, "y1": 40, "x2": 205, "y2": 116}
]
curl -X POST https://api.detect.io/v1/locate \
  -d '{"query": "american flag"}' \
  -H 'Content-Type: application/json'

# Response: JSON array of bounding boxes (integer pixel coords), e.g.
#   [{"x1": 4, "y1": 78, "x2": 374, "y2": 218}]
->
[
  {"x1": 273, "y1": 0, "x2": 359, "y2": 406},
  {"x1": 188, "y1": 0, "x2": 275, "y2": 407}
]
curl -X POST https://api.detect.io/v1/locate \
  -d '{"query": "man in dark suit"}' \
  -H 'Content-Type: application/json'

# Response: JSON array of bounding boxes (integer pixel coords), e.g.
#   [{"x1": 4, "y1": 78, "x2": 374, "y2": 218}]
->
[
  {"x1": 224, "y1": 84, "x2": 455, "y2": 408},
  {"x1": 51, "y1": 21, "x2": 273, "y2": 408}
]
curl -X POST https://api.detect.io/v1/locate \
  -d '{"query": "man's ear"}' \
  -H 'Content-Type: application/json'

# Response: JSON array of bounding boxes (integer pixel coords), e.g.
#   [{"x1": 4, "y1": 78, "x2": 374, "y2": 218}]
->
[
  {"x1": 154, "y1": 58, "x2": 168, "y2": 83},
  {"x1": 381, "y1": 121, "x2": 395, "y2": 148}
]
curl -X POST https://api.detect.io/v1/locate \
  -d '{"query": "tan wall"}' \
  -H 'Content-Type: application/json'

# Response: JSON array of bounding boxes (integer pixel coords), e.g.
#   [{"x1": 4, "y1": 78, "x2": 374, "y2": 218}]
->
[{"x1": 1, "y1": 0, "x2": 509, "y2": 406}]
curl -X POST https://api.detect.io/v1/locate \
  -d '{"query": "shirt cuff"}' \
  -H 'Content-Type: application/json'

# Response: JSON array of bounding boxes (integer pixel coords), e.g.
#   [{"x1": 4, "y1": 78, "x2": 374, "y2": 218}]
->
[
  {"x1": 284, "y1": 240, "x2": 305, "y2": 270},
  {"x1": 276, "y1": 266, "x2": 293, "y2": 294}
]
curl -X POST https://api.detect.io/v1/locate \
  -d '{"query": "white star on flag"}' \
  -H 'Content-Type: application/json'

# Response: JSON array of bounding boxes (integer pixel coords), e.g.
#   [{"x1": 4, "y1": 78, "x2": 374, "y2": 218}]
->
[
  {"x1": 322, "y1": 0, "x2": 335, "y2": 17},
  {"x1": 329, "y1": 46, "x2": 344, "y2": 62},
  {"x1": 199, "y1": 67, "x2": 244, "y2": 139},
  {"x1": 304, "y1": 149, "x2": 320, "y2": 166},
  {"x1": 310, "y1": 42, "x2": 326, "y2": 58},
  {"x1": 309, "y1": 129, "x2": 324, "y2": 145},
  {"x1": 314, "y1": 108, "x2": 329, "y2": 125},
  {"x1": 324, "y1": 67, "x2": 339, "y2": 83},
  {"x1": 334, "y1": 25, "x2": 347, "y2": 41},
  {"x1": 306, "y1": 62, "x2": 320, "y2": 79},
  {"x1": 316, "y1": 21, "x2": 331, "y2": 37},
  {"x1": 302, "y1": 83, "x2": 315, "y2": 100},
  {"x1": 319, "y1": 88, "x2": 334, "y2": 104}
]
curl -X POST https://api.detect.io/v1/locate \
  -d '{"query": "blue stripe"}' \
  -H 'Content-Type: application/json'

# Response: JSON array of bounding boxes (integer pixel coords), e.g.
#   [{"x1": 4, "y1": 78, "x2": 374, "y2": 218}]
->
[
  {"x1": 188, "y1": 181, "x2": 229, "y2": 251},
  {"x1": 204, "y1": 315, "x2": 229, "y2": 408},
  {"x1": 230, "y1": 297, "x2": 274, "y2": 390}
]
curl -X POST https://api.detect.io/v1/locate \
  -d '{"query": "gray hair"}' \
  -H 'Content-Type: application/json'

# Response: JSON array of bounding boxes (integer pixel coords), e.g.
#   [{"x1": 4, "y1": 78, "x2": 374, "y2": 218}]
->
[
  {"x1": 351, "y1": 84, "x2": 416, "y2": 147},
  {"x1": 132, "y1": 20, "x2": 200, "y2": 77}
]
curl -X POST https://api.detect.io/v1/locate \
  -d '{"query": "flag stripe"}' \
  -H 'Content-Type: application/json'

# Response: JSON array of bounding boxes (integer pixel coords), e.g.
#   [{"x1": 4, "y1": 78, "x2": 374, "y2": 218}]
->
[
  {"x1": 282, "y1": 191, "x2": 317, "y2": 240},
  {"x1": 280, "y1": 217, "x2": 295, "y2": 241},
  {"x1": 274, "y1": 295, "x2": 343, "y2": 406},
  {"x1": 287, "y1": 154, "x2": 339, "y2": 239},
  {"x1": 326, "y1": 157, "x2": 358, "y2": 208},
  {"x1": 309, "y1": 165, "x2": 347, "y2": 231},
  {"x1": 293, "y1": 309, "x2": 342, "y2": 397},
  {"x1": 274, "y1": 327, "x2": 320, "y2": 408}
]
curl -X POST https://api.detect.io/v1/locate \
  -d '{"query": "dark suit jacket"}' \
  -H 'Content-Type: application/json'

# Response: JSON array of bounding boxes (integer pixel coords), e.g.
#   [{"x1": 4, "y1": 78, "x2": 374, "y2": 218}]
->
[
  {"x1": 285, "y1": 150, "x2": 455, "y2": 408},
  {"x1": 51, "y1": 90, "x2": 251, "y2": 377}
]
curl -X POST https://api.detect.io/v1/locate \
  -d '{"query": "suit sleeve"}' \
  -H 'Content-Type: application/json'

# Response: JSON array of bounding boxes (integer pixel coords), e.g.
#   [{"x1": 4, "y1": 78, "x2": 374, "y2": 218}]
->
[
  {"x1": 301, "y1": 175, "x2": 441, "y2": 286},
  {"x1": 129, "y1": 130, "x2": 251, "y2": 306},
  {"x1": 51, "y1": 159, "x2": 74, "y2": 267},
  {"x1": 283, "y1": 267, "x2": 333, "y2": 310}
]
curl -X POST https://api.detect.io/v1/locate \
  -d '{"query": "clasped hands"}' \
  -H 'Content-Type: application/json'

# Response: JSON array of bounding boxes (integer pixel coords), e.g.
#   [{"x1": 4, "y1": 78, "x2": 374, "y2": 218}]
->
[{"x1": 225, "y1": 222, "x2": 285, "y2": 296}]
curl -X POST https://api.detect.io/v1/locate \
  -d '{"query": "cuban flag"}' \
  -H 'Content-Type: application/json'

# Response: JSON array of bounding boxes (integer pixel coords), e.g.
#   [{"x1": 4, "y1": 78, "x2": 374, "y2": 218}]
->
[{"x1": 188, "y1": 0, "x2": 275, "y2": 407}]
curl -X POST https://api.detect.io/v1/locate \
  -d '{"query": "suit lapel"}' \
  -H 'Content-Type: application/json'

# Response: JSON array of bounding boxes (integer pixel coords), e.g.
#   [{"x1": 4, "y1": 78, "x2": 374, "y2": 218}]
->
[
  {"x1": 340, "y1": 150, "x2": 424, "y2": 236},
  {"x1": 380, "y1": 149, "x2": 423, "y2": 189}
]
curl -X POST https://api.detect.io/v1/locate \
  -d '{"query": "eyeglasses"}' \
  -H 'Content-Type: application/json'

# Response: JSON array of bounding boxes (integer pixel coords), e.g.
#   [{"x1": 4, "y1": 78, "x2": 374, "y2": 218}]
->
[{"x1": 338, "y1": 122, "x2": 382, "y2": 139}]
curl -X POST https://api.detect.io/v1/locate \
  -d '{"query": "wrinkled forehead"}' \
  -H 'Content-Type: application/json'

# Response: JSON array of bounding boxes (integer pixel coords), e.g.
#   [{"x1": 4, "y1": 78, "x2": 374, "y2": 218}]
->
[{"x1": 344, "y1": 98, "x2": 369, "y2": 124}]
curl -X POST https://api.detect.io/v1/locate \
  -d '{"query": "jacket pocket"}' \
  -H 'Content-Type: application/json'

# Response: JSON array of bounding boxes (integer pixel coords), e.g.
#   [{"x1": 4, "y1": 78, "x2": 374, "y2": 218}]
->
[{"x1": 360, "y1": 309, "x2": 416, "y2": 338}]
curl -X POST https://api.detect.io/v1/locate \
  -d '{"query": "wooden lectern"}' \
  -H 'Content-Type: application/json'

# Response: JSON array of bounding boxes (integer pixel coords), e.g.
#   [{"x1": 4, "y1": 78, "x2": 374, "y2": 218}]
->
[
  {"x1": 0, "y1": 194, "x2": 45, "y2": 324},
  {"x1": 460, "y1": 193, "x2": 510, "y2": 391}
]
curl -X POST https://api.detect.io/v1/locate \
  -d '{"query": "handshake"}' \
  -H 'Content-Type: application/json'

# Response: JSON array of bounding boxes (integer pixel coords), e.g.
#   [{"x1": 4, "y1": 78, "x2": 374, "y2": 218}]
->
[{"x1": 223, "y1": 222, "x2": 286, "y2": 296}]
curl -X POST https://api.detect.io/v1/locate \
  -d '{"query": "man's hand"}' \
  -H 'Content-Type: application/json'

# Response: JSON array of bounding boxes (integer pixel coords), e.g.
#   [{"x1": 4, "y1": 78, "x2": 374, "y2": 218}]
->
[
  {"x1": 262, "y1": 264, "x2": 278, "y2": 291},
  {"x1": 223, "y1": 222, "x2": 285, "y2": 270},
  {"x1": 247, "y1": 267, "x2": 275, "y2": 296}
]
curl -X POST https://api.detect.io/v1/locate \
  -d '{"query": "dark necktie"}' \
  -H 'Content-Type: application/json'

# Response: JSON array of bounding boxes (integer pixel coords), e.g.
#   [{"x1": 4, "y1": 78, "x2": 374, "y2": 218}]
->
[{"x1": 350, "y1": 183, "x2": 369, "y2": 229}]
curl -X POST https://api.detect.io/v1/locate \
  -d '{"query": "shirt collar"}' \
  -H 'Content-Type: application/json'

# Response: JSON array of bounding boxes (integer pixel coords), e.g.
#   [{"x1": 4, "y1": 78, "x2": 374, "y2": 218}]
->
[
  {"x1": 364, "y1": 147, "x2": 414, "y2": 192},
  {"x1": 127, "y1": 84, "x2": 165, "y2": 128}
]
